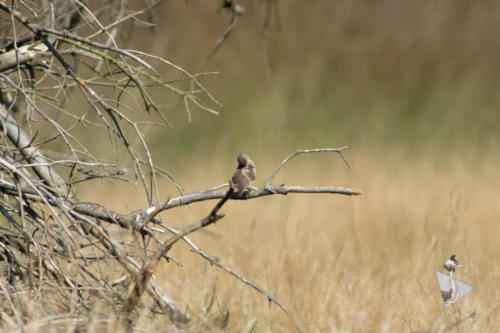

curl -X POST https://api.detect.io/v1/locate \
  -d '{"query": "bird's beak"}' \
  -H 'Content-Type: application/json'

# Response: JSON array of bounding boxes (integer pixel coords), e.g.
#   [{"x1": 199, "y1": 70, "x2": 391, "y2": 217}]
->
[{"x1": 456, "y1": 264, "x2": 463, "y2": 268}]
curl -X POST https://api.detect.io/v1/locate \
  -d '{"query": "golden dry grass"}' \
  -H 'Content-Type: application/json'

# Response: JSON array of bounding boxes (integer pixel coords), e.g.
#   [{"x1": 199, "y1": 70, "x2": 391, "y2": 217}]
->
[
  {"x1": 44, "y1": 149, "x2": 495, "y2": 333},
  {"x1": 1, "y1": 150, "x2": 498, "y2": 332}
]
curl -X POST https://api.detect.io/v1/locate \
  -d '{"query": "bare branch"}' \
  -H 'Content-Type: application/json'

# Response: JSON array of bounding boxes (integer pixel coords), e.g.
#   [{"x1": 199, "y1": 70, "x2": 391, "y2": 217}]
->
[
  {"x1": 205, "y1": 0, "x2": 244, "y2": 59},
  {"x1": 265, "y1": 147, "x2": 352, "y2": 187},
  {"x1": 0, "y1": 102, "x2": 70, "y2": 197},
  {"x1": 0, "y1": 41, "x2": 48, "y2": 73},
  {"x1": 121, "y1": 212, "x2": 225, "y2": 318}
]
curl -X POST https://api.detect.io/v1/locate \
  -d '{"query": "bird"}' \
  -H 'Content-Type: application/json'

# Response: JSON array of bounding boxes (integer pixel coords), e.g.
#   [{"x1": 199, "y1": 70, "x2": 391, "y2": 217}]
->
[
  {"x1": 441, "y1": 254, "x2": 463, "y2": 303},
  {"x1": 229, "y1": 153, "x2": 256, "y2": 194},
  {"x1": 208, "y1": 153, "x2": 256, "y2": 217}
]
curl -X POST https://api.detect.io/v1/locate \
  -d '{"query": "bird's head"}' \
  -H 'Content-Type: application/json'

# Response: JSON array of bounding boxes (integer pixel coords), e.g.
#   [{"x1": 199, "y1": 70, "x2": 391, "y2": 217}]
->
[
  {"x1": 236, "y1": 153, "x2": 250, "y2": 168},
  {"x1": 444, "y1": 254, "x2": 463, "y2": 272}
]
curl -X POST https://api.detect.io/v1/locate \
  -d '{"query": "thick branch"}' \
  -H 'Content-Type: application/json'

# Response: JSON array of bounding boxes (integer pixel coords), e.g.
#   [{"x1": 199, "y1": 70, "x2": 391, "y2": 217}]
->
[
  {"x1": 0, "y1": 177, "x2": 361, "y2": 231},
  {"x1": 150, "y1": 184, "x2": 362, "y2": 212},
  {"x1": 0, "y1": 103, "x2": 71, "y2": 197},
  {"x1": 73, "y1": 184, "x2": 362, "y2": 229},
  {"x1": 0, "y1": 41, "x2": 48, "y2": 73}
]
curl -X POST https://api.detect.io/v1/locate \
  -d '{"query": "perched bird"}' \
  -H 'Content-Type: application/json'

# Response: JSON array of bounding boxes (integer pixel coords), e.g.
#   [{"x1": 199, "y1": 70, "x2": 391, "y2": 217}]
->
[
  {"x1": 209, "y1": 153, "x2": 257, "y2": 216},
  {"x1": 441, "y1": 254, "x2": 463, "y2": 303},
  {"x1": 230, "y1": 153, "x2": 256, "y2": 194}
]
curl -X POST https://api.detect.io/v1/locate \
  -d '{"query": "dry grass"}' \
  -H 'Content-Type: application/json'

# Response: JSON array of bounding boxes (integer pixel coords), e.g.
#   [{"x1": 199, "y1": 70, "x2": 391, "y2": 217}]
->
[
  {"x1": 6, "y1": 150, "x2": 488, "y2": 332},
  {"x1": 162, "y1": 151, "x2": 498, "y2": 332}
]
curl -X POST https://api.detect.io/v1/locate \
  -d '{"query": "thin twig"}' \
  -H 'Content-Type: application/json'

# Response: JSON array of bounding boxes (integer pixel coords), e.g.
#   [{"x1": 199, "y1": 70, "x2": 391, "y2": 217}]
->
[
  {"x1": 265, "y1": 147, "x2": 352, "y2": 187},
  {"x1": 158, "y1": 220, "x2": 304, "y2": 333},
  {"x1": 121, "y1": 212, "x2": 225, "y2": 317}
]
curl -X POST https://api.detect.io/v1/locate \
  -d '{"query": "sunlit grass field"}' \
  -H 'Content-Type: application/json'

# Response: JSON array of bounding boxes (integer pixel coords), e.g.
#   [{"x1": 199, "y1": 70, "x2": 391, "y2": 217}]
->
[{"x1": 66, "y1": 149, "x2": 497, "y2": 332}]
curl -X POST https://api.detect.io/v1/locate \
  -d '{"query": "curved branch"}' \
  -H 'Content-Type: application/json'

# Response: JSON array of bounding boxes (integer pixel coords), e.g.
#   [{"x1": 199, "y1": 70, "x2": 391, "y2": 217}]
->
[{"x1": 265, "y1": 147, "x2": 352, "y2": 187}]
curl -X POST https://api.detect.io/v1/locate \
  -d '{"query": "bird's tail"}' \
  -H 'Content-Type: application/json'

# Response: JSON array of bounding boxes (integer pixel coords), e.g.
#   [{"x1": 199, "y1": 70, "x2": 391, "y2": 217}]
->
[{"x1": 209, "y1": 184, "x2": 234, "y2": 217}]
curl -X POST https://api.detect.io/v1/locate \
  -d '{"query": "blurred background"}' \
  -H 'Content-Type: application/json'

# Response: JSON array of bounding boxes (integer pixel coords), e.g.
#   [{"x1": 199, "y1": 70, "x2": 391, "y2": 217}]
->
[{"x1": 130, "y1": 1, "x2": 500, "y2": 164}]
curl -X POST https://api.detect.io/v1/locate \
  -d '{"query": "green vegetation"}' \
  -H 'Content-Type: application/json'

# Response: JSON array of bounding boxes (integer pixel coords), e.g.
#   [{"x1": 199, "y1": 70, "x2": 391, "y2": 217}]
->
[{"x1": 144, "y1": 1, "x2": 499, "y2": 160}]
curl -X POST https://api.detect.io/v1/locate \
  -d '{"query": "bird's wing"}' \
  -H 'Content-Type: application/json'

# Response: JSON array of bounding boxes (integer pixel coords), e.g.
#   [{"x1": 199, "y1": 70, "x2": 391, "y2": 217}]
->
[
  {"x1": 243, "y1": 166, "x2": 256, "y2": 181},
  {"x1": 231, "y1": 170, "x2": 250, "y2": 192}
]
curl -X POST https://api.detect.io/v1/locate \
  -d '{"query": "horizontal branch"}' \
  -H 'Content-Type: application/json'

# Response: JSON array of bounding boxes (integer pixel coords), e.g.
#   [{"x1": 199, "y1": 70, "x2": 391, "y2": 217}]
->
[
  {"x1": 0, "y1": 177, "x2": 361, "y2": 232},
  {"x1": 157, "y1": 184, "x2": 363, "y2": 210},
  {"x1": 76, "y1": 184, "x2": 361, "y2": 230}
]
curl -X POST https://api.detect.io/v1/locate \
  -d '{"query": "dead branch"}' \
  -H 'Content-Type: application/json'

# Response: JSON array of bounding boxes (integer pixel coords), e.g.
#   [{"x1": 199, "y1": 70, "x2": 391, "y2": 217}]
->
[
  {"x1": 205, "y1": 0, "x2": 245, "y2": 59},
  {"x1": 0, "y1": 41, "x2": 48, "y2": 72},
  {"x1": 0, "y1": 0, "x2": 220, "y2": 203},
  {"x1": 121, "y1": 211, "x2": 225, "y2": 318},
  {"x1": 144, "y1": 183, "x2": 361, "y2": 219},
  {"x1": 0, "y1": 177, "x2": 361, "y2": 232},
  {"x1": 0, "y1": 100, "x2": 70, "y2": 197},
  {"x1": 265, "y1": 147, "x2": 352, "y2": 187},
  {"x1": 0, "y1": 2, "x2": 360, "y2": 332},
  {"x1": 0, "y1": 0, "x2": 214, "y2": 325}
]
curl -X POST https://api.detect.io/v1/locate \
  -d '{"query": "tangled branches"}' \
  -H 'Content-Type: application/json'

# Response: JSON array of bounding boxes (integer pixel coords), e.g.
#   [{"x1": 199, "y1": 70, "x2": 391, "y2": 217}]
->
[
  {"x1": 0, "y1": 0, "x2": 221, "y2": 203},
  {"x1": 0, "y1": 0, "x2": 220, "y2": 327},
  {"x1": 0, "y1": 1, "x2": 361, "y2": 332}
]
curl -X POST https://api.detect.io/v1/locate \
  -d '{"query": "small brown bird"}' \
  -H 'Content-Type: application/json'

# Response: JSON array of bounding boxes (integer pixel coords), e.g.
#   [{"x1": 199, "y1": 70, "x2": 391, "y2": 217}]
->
[
  {"x1": 230, "y1": 153, "x2": 256, "y2": 193},
  {"x1": 209, "y1": 153, "x2": 256, "y2": 216}
]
